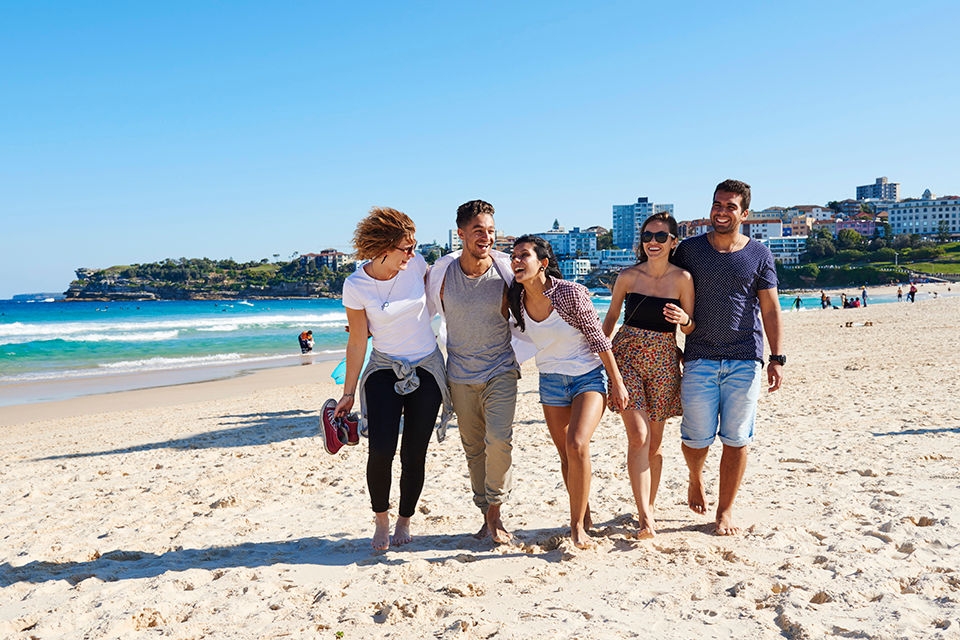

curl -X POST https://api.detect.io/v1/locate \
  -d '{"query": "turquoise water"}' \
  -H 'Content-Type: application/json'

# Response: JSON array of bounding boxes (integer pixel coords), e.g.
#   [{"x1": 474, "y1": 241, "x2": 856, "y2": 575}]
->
[
  {"x1": 0, "y1": 298, "x2": 348, "y2": 386},
  {"x1": 1, "y1": 288, "x2": 949, "y2": 406}
]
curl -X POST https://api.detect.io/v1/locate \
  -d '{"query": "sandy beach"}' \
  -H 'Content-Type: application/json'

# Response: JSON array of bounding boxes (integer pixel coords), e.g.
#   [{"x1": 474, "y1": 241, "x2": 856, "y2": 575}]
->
[{"x1": 2, "y1": 294, "x2": 959, "y2": 639}]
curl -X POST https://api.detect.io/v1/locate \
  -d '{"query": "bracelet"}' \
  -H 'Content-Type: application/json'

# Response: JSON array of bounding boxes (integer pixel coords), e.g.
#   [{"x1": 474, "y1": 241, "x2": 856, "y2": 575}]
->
[
  {"x1": 342, "y1": 393, "x2": 355, "y2": 398},
  {"x1": 681, "y1": 316, "x2": 692, "y2": 327}
]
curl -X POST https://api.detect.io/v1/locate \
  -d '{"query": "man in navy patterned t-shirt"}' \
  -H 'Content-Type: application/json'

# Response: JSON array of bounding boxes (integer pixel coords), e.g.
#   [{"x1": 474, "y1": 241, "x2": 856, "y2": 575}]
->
[{"x1": 672, "y1": 179, "x2": 784, "y2": 536}]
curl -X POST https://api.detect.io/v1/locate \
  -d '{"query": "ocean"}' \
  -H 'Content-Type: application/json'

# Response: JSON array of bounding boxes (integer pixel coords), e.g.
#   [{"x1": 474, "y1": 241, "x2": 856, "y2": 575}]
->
[{"x1": 0, "y1": 289, "x2": 942, "y2": 407}]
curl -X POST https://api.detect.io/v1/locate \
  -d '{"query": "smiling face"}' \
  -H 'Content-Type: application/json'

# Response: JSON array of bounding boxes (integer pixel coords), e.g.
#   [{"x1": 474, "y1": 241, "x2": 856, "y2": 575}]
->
[
  {"x1": 510, "y1": 241, "x2": 547, "y2": 284},
  {"x1": 639, "y1": 219, "x2": 678, "y2": 261},
  {"x1": 384, "y1": 236, "x2": 417, "y2": 272},
  {"x1": 458, "y1": 213, "x2": 496, "y2": 261},
  {"x1": 710, "y1": 190, "x2": 748, "y2": 235}
]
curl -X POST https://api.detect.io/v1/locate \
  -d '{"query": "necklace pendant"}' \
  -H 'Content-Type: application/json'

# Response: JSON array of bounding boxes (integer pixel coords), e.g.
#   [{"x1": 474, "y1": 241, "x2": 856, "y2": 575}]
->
[{"x1": 381, "y1": 301, "x2": 390, "y2": 311}]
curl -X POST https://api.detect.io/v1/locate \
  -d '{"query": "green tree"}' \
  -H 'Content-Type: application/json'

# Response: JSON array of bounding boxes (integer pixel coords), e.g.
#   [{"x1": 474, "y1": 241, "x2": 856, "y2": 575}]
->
[
  {"x1": 597, "y1": 229, "x2": 615, "y2": 251},
  {"x1": 836, "y1": 229, "x2": 864, "y2": 250},
  {"x1": 937, "y1": 220, "x2": 952, "y2": 244}
]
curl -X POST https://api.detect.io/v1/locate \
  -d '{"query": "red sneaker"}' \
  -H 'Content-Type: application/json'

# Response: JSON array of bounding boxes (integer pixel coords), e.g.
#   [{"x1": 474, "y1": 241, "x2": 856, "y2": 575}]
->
[
  {"x1": 342, "y1": 412, "x2": 360, "y2": 445},
  {"x1": 320, "y1": 399, "x2": 344, "y2": 454}
]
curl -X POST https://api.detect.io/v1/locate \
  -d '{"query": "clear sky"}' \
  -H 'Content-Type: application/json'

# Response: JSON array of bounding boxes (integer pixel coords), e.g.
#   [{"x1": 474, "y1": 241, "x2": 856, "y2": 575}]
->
[{"x1": 2, "y1": 0, "x2": 958, "y2": 298}]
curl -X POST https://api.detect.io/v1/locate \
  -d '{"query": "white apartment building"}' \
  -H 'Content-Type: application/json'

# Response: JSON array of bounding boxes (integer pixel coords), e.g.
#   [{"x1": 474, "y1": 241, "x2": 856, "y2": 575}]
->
[
  {"x1": 598, "y1": 249, "x2": 636, "y2": 270},
  {"x1": 887, "y1": 193, "x2": 960, "y2": 237},
  {"x1": 763, "y1": 236, "x2": 808, "y2": 265},
  {"x1": 742, "y1": 219, "x2": 783, "y2": 242},
  {"x1": 448, "y1": 229, "x2": 462, "y2": 252},
  {"x1": 613, "y1": 197, "x2": 674, "y2": 252},
  {"x1": 559, "y1": 258, "x2": 593, "y2": 283},
  {"x1": 857, "y1": 176, "x2": 900, "y2": 201}
]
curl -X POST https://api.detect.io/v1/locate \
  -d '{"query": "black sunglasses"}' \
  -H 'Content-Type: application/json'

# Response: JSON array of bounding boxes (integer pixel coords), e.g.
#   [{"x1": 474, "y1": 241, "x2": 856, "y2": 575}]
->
[{"x1": 640, "y1": 231, "x2": 675, "y2": 243}]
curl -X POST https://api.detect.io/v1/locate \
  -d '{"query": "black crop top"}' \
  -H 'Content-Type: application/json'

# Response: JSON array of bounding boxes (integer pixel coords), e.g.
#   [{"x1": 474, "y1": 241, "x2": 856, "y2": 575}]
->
[{"x1": 623, "y1": 293, "x2": 680, "y2": 333}]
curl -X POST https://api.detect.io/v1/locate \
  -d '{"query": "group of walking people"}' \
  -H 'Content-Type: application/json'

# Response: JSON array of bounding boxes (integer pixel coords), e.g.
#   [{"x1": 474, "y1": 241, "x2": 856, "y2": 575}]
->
[{"x1": 331, "y1": 179, "x2": 784, "y2": 551}]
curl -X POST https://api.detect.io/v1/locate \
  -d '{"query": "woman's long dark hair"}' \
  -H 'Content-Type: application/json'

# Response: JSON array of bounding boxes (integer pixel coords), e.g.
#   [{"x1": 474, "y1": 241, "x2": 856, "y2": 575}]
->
[{"x1": 507, "y1": 235, "x2": 563, "y2": 332}]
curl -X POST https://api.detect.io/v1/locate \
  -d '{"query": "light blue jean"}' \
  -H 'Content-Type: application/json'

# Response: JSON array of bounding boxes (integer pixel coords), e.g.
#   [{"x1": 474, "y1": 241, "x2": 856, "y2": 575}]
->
[{"x1": 680, "y1": 359, "x2": 762, "y2": 448}]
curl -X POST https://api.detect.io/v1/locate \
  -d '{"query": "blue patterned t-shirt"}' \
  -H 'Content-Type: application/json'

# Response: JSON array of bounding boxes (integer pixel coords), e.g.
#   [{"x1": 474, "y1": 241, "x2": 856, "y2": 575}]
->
[{"x1": 673, "y1": 234, "x2": 777, "y2": 362}]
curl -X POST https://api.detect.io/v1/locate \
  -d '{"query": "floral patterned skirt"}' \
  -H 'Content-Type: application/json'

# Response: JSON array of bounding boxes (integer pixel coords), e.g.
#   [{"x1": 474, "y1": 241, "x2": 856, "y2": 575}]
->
[{"x1": 611, "y1": 325, "x2": 682, "y2": 421}]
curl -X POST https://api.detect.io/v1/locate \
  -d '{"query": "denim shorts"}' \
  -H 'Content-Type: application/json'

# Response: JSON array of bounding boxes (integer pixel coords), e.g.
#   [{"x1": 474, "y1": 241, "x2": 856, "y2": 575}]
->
[
  {"x1": 680, "y1": 359, "x2": 762, "y2": 448},
  {"x1": 539, "y1": 366, "x2": 607, "y2": 407}
]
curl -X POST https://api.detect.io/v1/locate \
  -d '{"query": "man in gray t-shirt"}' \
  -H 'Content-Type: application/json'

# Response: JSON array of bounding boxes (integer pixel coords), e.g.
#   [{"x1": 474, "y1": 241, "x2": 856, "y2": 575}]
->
[{"x1": 427, "y1": 200, "x2": 519, "y2": 544}]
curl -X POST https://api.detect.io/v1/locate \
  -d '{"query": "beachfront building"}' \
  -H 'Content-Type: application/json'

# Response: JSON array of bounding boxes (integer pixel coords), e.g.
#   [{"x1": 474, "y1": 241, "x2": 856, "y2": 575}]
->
[
  {"x1": 812, "y1": 219, "x2": 837, "y2": 238},
  {"x1": 763, "y1": 236, "x2": 808, "y2": 265},
  {"x1": 752, "y1": 207, "x2": 788, "y2": 221},
  {"x1": 887, "y1": 192, "x2": 960, "y2": 238},
  {"x1": 613, "y1": 197, "x2": 674, "y2": 252},
  {"x1": 559, "y1": 257, "x2": 592, "y2": 283},
  {"x1": 678, "y1": 218, "x2": 711, "y2": 239},
  {"x1": 787, "y1": 205, "x2": 834, "y2": 221},
  {"x1": 598, "y1": 248, "x2": 636, "y2": 270},
  {"x1": 857, "y1": 176, "x2": 900, "y2": 201},
  {"x1": 788, "y1": 214, "x2": 817, "y2": 237},
  {"x1": 836, "y1": 217, "x2": 877, "y2": 237},
  {"x1": 300, "y1": 250, "x2": 350, "y2": 271},
  {"x1": 448, "y1": 229, "x2": 462, "y2": 252},
  {"x1": 742, "y1": 219, "x2": 783, "y2": 242}
]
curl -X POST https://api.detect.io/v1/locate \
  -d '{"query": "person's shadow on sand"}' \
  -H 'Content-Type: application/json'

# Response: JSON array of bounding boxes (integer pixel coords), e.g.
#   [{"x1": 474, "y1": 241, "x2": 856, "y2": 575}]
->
[{"x1": 34, "y1": 410, "x2": 318, "y2": 461}]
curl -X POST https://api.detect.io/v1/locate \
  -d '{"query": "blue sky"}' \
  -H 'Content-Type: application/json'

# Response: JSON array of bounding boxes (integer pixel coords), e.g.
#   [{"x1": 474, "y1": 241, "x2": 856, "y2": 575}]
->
[{"x1": 2, "y1": 0, "x2": 958, "y2": 298}]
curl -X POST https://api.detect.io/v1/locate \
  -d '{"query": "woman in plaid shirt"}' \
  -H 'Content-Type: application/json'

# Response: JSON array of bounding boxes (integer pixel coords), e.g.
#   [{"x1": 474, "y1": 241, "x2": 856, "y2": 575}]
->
[{"x1": 507, "y1": 235, "x2": 628, "y2": 549}]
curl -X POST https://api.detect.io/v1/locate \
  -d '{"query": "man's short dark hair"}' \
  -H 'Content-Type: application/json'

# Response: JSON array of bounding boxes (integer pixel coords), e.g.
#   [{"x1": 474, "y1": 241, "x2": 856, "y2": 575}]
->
[
  {"x1": 456, "y1": 200, "x2": 495, "y2": 229},
  {"x1": 714, "y1": 179, "x2": 751, "y2": 211}
]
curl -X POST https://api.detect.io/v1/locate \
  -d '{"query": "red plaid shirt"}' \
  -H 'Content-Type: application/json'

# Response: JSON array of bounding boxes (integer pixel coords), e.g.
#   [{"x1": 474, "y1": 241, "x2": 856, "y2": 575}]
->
[{"x1": 520, "y1": 277, "x2": 612, "y2": 354}]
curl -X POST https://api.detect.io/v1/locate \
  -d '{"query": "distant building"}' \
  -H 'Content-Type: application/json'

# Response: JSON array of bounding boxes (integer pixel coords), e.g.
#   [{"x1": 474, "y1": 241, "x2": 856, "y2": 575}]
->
[
  {"x1": 856, "y1": 176, "x2": 900, "y2": 201},
  {"x1": 812, "y1": 219, "x2": 837, "y2": 238},
  {"x1": 300, "y1": 250, "x2": 349, "y2": 271},
  {"x1": 786, "y1": 205, "x2": 833, "y2": 221},
  {"x1": 678, "y1": 218, "x2": 711, "y2": 239},
  {"x1": 742, "y1": 219, "x2": 783, "y2": 242},
  {"x1": 836, "y1": 218, "x2": 877, "y2": 237},
  {"x1": 787, "y1": 214, "x2": 816, "y2": 238},
  {"x1": 888, "y1": 193, "x2": 960, "y2": 238},
  {"x1": 448, "y1": 229, "x2": 462, "y2": 252},
  {"x1": 598, "y1": 249, "x2": 636, "y2": 270},
  {"x1": 763, "y1": 236, "x2": 807, "y2": 265},
  {"x1": 559, "y1": 258, "x2": 592, "y2": 283},
  {"x1": 612, "y1": 197, "x2": 674, "y2": 253}
]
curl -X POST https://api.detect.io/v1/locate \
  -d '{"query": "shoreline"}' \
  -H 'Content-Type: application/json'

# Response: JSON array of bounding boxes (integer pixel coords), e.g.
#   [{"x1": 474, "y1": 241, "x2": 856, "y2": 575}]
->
[{"x1": 0, "y1": 358, "x2": 339, "y2": 428}]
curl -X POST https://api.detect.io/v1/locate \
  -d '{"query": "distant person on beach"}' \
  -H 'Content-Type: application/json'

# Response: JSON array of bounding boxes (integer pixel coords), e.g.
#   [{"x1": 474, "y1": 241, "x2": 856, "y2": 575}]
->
[
  {"x1": 840, "y1": 292, "x2": 848, "y2": 307},
  {"x1": 793, "y1": 296, "x2": 802, "y2": 311},
  {"x1": 298, "y1": 330, "x2": 314, "y2": 353},
  {"x1": 426, "y1": 199, "x2": 520, "y2": 544},
  {"x1": 909, "y1": 284, "x2": 918, "y2": 302},
  {"x1": 861, "y1": 287, "x2": 868, "y2": 307},
  {"x1": 672, "y1": 179, "x2": 784, "y2": 536},
  {"x1": 335, "y1": 207, "x2": 452, "y2": 551},
  {"x1": 820, "y1": 291, "x2": 827, "y2": 309},
  {"x1": 897, "y1": 286, "x2": 903, "y2": 302},
  {"x1": 507, "y1": 235, "x2": 628, "y2": 548},
  {"x1": 602, "y1": 212, "x2": 694, "y2": 539}
]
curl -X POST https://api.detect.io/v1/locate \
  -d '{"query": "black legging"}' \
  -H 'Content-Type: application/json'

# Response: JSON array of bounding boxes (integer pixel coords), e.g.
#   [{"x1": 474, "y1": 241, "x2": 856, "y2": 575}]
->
[{"x1": 364, "y1": 367, "x2": 442, "y2": 517}]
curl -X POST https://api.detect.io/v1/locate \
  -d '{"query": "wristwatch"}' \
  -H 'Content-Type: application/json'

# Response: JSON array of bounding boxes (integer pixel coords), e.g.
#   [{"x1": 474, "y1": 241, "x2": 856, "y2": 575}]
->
[{"x1": 768, "y1": 354, "x2": 786, "y2": 366}]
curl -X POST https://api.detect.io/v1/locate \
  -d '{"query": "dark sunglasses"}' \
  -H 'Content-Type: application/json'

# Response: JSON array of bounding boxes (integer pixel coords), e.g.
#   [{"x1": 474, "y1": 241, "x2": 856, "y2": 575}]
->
[
  {"x1": 396, "y1": 244, "x2": 417, "y2": 256},
  {"x1": 640, "y1": 231, "x2": 675, "y2": 243}
]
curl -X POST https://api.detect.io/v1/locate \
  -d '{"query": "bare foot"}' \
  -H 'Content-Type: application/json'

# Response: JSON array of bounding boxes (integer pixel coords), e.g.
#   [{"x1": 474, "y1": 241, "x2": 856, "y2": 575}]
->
[
  {"x1": 486, "y1": 504, "x2": 512, "y2": 544},
  {"x1": 584, "y1": 504, "x2": 593, "y2": 531},
  {"x1": 687, "y1": 475, "x2": 707, "y2": 515},
  {"x1": 473, "y1": 522, "x2": 490, "y2": 540},
  {"x1": 392, "y1": 516, "x2": 412, "y2": 546},
  {"x1": 571, "y1": 522, "x2": 595, "y2": 549},
  {"x1": 715, "y1": 509, "x2": 741, "y2": 536},
  {"x1": 372, "y1": 513, "x2": 390, "y2": 551},
  {"x1": 636, "y1": 515, "x2": 656, "y2": 539}
]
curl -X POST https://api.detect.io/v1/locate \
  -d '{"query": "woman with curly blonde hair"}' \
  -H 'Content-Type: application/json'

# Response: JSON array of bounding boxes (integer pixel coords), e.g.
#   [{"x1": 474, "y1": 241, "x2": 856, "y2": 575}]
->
[{"x1": 336, "y1": 207, "x2": 452, "y2": 551}]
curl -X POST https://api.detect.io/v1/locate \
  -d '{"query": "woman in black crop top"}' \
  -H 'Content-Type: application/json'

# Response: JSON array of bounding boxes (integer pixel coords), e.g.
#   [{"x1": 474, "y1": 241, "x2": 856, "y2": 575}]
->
[{"x1": 601, "y1": 213, "x2": 695, "y2": 539}]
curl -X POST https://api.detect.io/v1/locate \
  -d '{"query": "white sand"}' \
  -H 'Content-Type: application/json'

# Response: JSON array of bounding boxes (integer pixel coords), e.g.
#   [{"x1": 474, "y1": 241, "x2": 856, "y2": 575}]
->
[{"x1": 1, "y1": 297, "x2": 959, "y2": 638}]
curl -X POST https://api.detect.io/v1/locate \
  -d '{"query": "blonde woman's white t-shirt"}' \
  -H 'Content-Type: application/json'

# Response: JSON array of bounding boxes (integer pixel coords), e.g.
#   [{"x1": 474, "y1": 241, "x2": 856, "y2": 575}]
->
[{"x1": 341, "y1": 253, "x2": 437, "y2": 360}]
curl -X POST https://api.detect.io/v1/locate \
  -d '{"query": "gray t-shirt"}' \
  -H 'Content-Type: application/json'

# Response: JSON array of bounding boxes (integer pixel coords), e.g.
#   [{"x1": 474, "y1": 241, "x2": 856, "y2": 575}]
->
[{"x1": 442, "y1": 260, "x2": 518, "y2": 384}]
